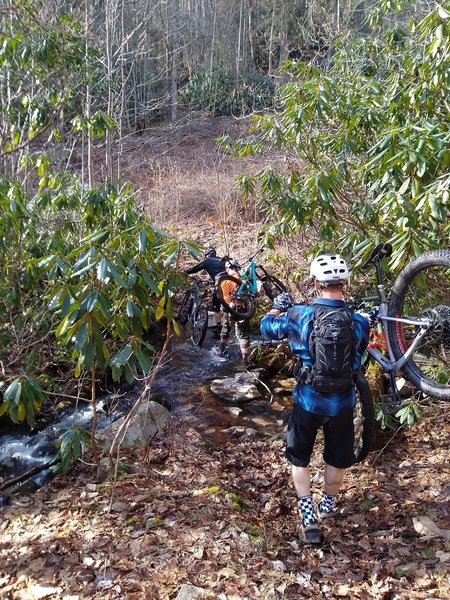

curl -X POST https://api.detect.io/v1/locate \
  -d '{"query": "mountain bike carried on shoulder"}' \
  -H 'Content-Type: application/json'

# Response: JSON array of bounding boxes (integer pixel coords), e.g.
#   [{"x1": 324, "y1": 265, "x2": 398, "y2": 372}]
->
[
  {"x1": 352, "y1": 242, "x2": 450, "y2": 400},
  {"x1": 177, "y1": 279, "x2": 209, "y2": 347},
  {"x1": 216, "y1": 249, "x2": 287, "y2": 319},
  {"x1": 350, "y1": 242, "x2": 450, "y2": 462}
]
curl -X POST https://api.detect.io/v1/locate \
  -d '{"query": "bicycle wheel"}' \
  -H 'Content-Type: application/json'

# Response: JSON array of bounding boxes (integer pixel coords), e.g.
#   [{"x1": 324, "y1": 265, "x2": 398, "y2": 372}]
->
[
  {"x1": 353, "y1": 372, "x2": 376, "y2": 464},
  {"x1": 387, "y1": 250, "x2": 450, "y2": 400},
  {"x1": 190, "y1": 306, "x2": 208, "y2": 347},
  {"x1": 216, "y1": 275, "x2": 255, "y2": 319},
  {"x1": 177, "y1": 290, "x2": 193, "y2": 326},
  {"x1": 261, "y1": 275, "x2": 287, "y2": 301}
]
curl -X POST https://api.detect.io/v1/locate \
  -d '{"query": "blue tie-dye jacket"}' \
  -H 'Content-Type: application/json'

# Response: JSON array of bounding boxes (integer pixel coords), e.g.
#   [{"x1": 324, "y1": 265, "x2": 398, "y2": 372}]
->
[{"x1": 261, "y1": 298, "x2": 370, "y2": 416}]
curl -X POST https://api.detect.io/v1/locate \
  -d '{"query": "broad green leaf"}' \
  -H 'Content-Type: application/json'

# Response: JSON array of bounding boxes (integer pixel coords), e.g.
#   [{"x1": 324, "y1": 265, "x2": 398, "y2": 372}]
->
[
  {"x1": 97, "y1": 257, "x2": 109, "y2": 282},
  {"x1": 139, "y1": 229, "x2": 147, "y2": 252},
  {"x1": 110, "y1": 343, "x2": 133, "y2": 368}
]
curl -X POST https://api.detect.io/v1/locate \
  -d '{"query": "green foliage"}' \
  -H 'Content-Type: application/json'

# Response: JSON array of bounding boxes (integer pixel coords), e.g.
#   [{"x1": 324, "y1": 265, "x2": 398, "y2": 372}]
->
[
  {"x1": 39, "y1": 180, "x2": 190, "y2": 384},
  {"x1": 182, "y1": 69, "x2": 274, "y2": 116},
  {"x1": 375, "y1": 397, "x2": 422, "y2": 429},
  {"x1": 395, "y1": 400, "x2": 422, "y2": 427},
  {"x1": 0, "y1": 1, "x2": 92, "y2": 161},
  {"x1": 0, "y1": 170, "x2": 193, "y2": 424},
  {"x1": 53, "y1": 425, "x2": 90, "y2": 474},
  {"x1": 0, "y1": 1, "x2": 195, "y2": 430},
  {"x1": 0, "y1": 376, "x2": 44, "y2": 427},
  {"x1": 227, "y1": 2, "x2": 450, "y2": 267}
]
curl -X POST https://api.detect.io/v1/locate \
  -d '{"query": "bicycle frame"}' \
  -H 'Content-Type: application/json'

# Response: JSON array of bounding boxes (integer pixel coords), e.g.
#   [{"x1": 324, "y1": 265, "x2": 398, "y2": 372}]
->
[
  {"x1": 355, "y1": 263, "x2": 434, "y2": 391},
  {"x1": 238, "y1": 261, "x2": 259, "y2": 294},
  {"x1": 237, "y1": 249, "x2": 272, "y2": 294}
]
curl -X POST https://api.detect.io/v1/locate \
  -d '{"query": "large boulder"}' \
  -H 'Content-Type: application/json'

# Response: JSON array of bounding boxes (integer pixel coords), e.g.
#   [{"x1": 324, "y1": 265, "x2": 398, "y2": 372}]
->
[
  {"x1": 97, "y1": 401, "x2": 171, "y2": 449},
  {"x1": 210, "y1": 371, "x2": 262, "y2": 403}
]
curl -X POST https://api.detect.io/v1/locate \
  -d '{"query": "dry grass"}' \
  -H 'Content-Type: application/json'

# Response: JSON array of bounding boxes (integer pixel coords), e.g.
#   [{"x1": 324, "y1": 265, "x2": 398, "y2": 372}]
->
[{"x1": 119, "y1": 113, "x2": 314, "y2": 288}]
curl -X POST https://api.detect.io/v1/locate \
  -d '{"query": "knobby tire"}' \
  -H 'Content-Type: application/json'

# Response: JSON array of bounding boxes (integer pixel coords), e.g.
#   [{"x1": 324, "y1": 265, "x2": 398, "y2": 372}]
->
[
  {"x1": 353, "y1": 371, "x2": 376, "y2": 464},
  {"x1": 216, "y1": 275, "x2": 255, "y2": 319},
  {"x1": 190, "y1": 306, "x2": 208, "y2": 347},
  {"x1": 178, "y1": 290, "x2": 193, "y2": 326},
  {"x1": 261, "y1": 275, "x2": 287, "y2": 301},
  {"x1": 387, "y1": 249, "x2": 450, "y2": 400}
]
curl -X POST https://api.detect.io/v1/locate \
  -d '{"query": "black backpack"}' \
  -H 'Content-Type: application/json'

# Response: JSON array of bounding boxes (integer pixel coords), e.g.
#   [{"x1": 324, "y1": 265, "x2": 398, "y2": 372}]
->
[{"x1": 306, "y1": 305, "x2": 358, "y2": 394}]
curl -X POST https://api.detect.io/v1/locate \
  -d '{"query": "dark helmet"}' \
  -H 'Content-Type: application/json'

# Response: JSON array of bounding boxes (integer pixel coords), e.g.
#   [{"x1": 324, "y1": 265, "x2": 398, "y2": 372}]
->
[
  {"x1": 204, "y1": 246, "x2": 217, "y2": 258},
  {"x1": 225, "y1": 258, "x2": 241, "y2": 270}
]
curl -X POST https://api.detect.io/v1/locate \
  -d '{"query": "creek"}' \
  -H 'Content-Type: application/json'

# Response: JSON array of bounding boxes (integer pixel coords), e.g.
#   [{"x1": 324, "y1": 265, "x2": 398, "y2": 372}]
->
[{"x1": 0, "y1": 331, "x2": 292, "y2": 501}]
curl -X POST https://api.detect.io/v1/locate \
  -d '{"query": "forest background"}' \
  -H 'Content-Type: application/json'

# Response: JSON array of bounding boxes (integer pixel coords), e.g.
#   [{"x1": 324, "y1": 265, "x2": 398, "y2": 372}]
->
[
  {"x1": 1, "y1": 0, "x2": 449, "y2": 431},
  {"x1": 1, "y1": 0, "x2": 450, "y2": 598}
]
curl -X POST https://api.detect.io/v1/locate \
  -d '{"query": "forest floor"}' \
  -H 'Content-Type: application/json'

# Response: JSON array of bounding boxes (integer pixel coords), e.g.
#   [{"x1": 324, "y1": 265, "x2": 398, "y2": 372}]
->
[
  {"x1": 1, "y1": 117, "x2": 450, "y2": 599},
  {"x1": 1, "y1": 400, "x2": 450, "y2": 599}
]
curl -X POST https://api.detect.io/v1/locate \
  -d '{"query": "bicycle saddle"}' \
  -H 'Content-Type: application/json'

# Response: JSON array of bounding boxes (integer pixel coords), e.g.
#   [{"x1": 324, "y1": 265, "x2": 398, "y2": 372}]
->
[{"x1": 362, "y1": 243, "x2": 393, "y2": 268}]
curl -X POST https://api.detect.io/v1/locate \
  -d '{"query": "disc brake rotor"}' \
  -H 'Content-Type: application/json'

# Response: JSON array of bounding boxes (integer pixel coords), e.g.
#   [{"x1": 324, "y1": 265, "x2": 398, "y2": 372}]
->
[{"x1": 420, "y1": 305, "x2": 450, "y2": 345}]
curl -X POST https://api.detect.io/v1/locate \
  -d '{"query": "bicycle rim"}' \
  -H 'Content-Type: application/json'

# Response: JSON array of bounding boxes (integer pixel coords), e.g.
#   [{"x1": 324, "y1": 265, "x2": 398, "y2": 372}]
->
[
  {"x1": 387, "y1": 250, "x2": 450, "y2": 399},
  {"x1": 191, "y1": 307, "x2": 208, "y2": 346},
  {"x1": 353, "y1": 372, "x2": 375, "y2": 464},
  {"x1": 216, "y1": 275, "x2": 255, "y2": 319},
  {"x1": 178, "y1": 290, "x2": 192, "y2": 326},
  {"x1": 262, "y1": 275, "x2": 287, "y2": 301}
]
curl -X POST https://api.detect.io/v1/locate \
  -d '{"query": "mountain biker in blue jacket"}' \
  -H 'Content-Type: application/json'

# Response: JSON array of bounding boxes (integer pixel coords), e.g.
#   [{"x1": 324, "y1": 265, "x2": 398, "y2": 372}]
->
[
  {"x1": 185, "y1": 247, "x2": 227, "y2": 336},
  {"x1": 261, "y1": 254, "x2": 371, "y2": 545}
]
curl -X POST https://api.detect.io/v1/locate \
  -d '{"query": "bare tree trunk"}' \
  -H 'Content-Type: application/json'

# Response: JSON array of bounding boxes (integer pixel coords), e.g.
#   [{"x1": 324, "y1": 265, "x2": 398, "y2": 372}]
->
[
  {"x1": 105, "y1": 0, "x2": 114, "y2": 181},
  {"x1": 169, "y1": 0, "x2": 178, "y2": 123},
  {"x1": 268, "y1": 0, "x2": 276, "y2": 76},
  {"x1": 209, "y1": 0, "x2": 217, "y2": 73},
  {"x1": 236, "y1": 0, "x2": 244, "y2": 75},
  {"x1": 85, "y1": 0, "x2": 93, "y2": 186},
  {"x1": 247, "y1": 1, "x2": 255, "y2": 68},
  {"x1": 326, "y1": 0, "x2": 340, "y2": 68},
  {"x1": 117, "y1": 0, "x2": 126, "y2": 179}
]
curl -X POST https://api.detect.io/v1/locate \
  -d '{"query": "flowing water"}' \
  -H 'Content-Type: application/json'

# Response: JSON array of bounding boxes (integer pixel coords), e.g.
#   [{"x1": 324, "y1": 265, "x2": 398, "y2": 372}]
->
[{"x1": 0, "y1": 330, "x2": 292, "y2": 499}]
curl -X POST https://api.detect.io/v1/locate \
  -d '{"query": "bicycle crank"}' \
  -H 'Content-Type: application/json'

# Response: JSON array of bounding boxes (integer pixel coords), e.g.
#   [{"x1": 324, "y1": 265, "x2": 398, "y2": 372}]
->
[{"x1": 380, "y1": 370, "x2": 403, "y2": 416}]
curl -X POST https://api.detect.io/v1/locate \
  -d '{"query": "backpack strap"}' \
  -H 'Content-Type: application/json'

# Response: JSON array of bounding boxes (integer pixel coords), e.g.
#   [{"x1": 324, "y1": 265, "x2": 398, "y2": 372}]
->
[{"x1": 294, "y1": 309, "x2": 317, "y2": 385}]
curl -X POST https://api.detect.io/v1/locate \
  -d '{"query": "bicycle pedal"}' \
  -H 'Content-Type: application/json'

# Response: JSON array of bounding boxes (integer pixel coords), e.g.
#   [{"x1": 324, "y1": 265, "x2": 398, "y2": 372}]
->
[{"x1": 380, "y1": 393, "x2": 402, "y2": 415}]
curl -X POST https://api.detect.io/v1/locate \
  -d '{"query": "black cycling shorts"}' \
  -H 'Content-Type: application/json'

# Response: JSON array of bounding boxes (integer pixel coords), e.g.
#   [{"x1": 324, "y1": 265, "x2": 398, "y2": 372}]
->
[{"x1": 285, "y1": 403, "x2": 355, "y2": 469}]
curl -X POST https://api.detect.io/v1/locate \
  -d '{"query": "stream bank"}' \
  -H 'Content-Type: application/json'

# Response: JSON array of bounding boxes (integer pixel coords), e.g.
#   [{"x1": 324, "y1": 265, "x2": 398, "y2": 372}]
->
[{"x1": 0, "y1": 330, "x2": 291, "y2": 498}]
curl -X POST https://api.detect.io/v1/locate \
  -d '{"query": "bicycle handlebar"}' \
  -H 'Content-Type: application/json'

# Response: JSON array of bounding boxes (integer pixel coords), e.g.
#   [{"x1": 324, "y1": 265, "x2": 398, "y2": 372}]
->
[
  {"x1": 244, "y1": 247, "x2": 265, "y2": 264},
  {"x1": 347, "y1": 295, "x2": 380, "y2": 310}
]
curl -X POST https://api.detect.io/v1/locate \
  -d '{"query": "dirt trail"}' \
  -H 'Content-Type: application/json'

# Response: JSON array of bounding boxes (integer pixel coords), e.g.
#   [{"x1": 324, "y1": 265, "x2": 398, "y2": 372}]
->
[{"x1": 1, "y1": 398, "x2": 449, "y2": 599}]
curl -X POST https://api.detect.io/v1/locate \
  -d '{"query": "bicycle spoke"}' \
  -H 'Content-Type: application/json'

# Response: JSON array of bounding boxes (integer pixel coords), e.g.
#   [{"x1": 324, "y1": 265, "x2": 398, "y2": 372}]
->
[{"x1": 389, "y1": 251, "x2": 450, "y2": 397}]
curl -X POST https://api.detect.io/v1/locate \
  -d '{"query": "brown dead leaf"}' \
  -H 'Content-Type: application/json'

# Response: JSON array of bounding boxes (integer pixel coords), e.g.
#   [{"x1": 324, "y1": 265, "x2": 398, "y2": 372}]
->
[
  {"x1": 26, "y1": 584, "x2": 63, "y2": 599},
  {"x1": 413, "y1": 516, "x2": 450, "y2": 540}
]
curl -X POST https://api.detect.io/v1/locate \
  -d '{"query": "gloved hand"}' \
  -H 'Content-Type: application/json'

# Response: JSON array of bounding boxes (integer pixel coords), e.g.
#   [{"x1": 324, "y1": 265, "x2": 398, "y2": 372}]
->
[
  {"x1": 229, "y1": 302, "x2": 236, "y2": 310},
  {"x1": 368, "y1": 306, "x2": 380, "y2": 328},
  {"x1": 272, "y1": 292, "x2": 293, "y2": 311}
]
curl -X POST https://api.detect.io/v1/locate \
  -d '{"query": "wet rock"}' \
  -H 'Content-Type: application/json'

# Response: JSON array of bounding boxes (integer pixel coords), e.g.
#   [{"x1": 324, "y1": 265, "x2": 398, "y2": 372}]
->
[
  {"x1": 210, "y1": 377, "x2": 261, "y2": 403},
  {"x1": 224, "y1": 406, "x2": 243, "y2": 416},
  {"x1": 234, "y1": 369, "x2": 263, "y2": 383},
  {"x1": 275, "y1": 377, "x2": 296, "y2": 390},
  {"x1": 222, "y1": 426, "x2": 258, "y2": 438},
  {"x1": 96, "y1": 401, "x2": 171, "y2": 449}
]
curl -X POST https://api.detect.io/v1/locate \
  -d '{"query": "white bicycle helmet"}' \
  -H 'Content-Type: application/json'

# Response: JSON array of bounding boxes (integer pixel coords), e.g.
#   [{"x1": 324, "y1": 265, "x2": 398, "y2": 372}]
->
[
  {"x1": 225, "y1": 258, "x2": 241, "y2": 270},
  {"x1": 310, "y1": 253, "x2": 349, "y2": 285}
]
